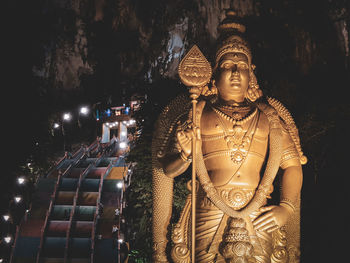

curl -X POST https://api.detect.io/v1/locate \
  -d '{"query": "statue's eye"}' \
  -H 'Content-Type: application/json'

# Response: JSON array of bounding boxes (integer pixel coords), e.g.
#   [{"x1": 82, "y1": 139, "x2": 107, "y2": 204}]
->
[
  {"x1": 238, "y1": 63, "x2": 248, "y2": 70},
  {"x1": 221, "y1": 63, "x2": 232, "y2": 69}
]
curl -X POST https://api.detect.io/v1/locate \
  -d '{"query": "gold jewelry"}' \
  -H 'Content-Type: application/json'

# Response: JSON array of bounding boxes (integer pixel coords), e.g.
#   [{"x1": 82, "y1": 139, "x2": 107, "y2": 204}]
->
[
  {"x1": 280, "y1": 198, "x2": 296, "y2": 213},
  {"x1": 217, "y1": 187, "x2": 255, "y2": 210},
  {"x1": 246, "y1": 69, "x2": 262, "y2": 102},
  {"x1": 211, "y1": 106, "x2": 257, "y2": 126},
  {"x1": 211, "y1": 106, "x2": 259, "y2": 164},
  {"x1": 214, "y1": 10, "x2": 252, "y2": 72}
]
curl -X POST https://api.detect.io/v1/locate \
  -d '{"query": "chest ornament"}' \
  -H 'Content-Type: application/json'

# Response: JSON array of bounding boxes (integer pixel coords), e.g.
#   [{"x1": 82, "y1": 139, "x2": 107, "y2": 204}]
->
[{"x1": 211, "y1": 106, "x2": 259, "y2": 164}]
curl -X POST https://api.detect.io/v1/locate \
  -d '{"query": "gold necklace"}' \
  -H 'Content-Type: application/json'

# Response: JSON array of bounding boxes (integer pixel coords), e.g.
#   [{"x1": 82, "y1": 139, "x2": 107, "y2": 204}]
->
[
  {"x1": 211, "y1": 106, "x2": 258, "y2": 127},
  {"x1": 211, "y1": 106, "x2": 259, "y2": 164}
]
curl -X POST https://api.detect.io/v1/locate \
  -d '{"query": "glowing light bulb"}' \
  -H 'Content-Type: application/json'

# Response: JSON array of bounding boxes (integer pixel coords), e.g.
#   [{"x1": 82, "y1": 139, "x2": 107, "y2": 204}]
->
[
  {"x1": 119, "y1": 142, "x2": 127, "y2": 149},
  {"x1": 17, "y1": 177, "x2": 25, "y2": 185},
  {"x1": 63, "y1": 113, "x2": 72, "y2": 121},
  {"x1": 14, "y1": 196, "x2": 22, "y2": 203},
  {"x1": 80, "y1": 106, "x2": 89, "y2": 115},
  {"x1": 4, "y1": 236, "x2": 12, "y2": 244}
]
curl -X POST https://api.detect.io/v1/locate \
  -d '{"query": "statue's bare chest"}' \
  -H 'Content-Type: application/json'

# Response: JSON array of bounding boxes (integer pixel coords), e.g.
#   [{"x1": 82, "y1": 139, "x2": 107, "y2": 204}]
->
[{"x1": 199, "y1": 105, "x2": 270, "y2": 186}]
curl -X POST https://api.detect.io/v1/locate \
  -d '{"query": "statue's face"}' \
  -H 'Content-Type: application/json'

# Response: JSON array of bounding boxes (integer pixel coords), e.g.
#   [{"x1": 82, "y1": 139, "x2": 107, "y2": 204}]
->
[{"x1": 215, "y1": 52, "x2": 249, "y2": 103}]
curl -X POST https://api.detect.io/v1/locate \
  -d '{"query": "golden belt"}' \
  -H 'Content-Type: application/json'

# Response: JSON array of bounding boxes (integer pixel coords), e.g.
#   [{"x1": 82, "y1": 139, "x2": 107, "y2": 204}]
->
[{"x1": 199, "y1": 187, "x2": 255, "y2": 210}]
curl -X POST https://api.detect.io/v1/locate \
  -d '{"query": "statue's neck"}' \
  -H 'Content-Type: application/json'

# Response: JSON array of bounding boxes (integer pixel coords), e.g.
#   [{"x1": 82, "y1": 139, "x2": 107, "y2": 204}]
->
[{"x1": 215, "y1": 98, "x2": 251, "y2": 108}]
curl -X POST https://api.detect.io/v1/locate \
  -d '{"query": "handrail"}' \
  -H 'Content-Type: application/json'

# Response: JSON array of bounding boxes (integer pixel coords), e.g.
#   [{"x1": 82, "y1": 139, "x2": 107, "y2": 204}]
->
[
  {"x1": 64, "y1": 163, "x2": 93, "y2": 262},
  {"x1": 71, "y1": 146, "x2": 84, "y2": 159},
  {"x1": 36, "y1": 149, "x2": 87, "y2": 263},
  {"x1": 36, "y1": 171, "x2": 63, "y2": 263},
  {"x1": 9, "y1": 225, "x2": 20, "y2": 263},
  {"x1": 87, "y1": 138, "x2": 100, "y2": 153},
  {"x1": 9, "y1": 201, "x2": 34, "y2": 263},
  {"x1": 90, "y1": 161, "x2": 112, "y2": 262},
  {"x1": 44, "y1": 154, "x2": 68, "y2": 178}
]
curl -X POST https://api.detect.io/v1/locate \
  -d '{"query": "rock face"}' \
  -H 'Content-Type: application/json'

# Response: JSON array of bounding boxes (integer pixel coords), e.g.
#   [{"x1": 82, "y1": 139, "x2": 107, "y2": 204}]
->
[{"x1": 32, "y1": 0, "x2": 348, "y2": 104}]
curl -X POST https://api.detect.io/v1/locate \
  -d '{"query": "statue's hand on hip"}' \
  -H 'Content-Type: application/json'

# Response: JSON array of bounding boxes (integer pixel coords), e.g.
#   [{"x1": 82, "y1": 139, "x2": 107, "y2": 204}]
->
[{"x1": 252, "y1": 205, "x2": 292, "y2": 233}]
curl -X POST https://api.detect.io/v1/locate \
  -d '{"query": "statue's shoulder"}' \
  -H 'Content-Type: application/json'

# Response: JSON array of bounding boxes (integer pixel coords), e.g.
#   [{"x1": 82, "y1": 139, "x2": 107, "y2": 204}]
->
[{"x1": 263, "y1": 96, "x2": 307, "y2": 165}]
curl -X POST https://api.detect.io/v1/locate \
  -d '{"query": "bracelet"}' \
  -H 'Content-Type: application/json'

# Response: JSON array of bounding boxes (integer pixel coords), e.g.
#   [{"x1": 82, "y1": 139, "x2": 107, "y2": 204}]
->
[
  {"x1": 280, "y1": 198, "x2": 296, "y2": 213},
  {"x1": 180, "y1": 151, "x2": 192, "y2": 163}
]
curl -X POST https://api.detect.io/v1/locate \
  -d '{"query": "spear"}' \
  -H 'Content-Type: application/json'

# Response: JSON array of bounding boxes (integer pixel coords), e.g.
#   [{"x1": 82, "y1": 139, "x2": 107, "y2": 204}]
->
[{"x1": 178, "y1": 45, "x2": 212, "y2": 262}]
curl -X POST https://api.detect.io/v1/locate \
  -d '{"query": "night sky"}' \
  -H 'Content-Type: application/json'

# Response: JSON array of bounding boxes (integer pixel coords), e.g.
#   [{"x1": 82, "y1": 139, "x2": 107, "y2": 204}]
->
[{"x1": 2, "y1": 0, "x2": 350, "y2": 262}]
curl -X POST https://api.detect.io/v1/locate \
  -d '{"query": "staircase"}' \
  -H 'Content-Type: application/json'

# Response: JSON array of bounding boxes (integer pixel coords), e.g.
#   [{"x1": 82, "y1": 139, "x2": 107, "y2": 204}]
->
[{"x1": 10, "y1": 139, "x2": 128, "y2": 263}]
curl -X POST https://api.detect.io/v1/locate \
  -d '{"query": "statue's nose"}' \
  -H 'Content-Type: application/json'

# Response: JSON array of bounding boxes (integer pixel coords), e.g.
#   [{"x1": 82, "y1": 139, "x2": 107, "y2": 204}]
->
[{"x1": 231, "y1": 64, "x2": 238, "y2": 74}]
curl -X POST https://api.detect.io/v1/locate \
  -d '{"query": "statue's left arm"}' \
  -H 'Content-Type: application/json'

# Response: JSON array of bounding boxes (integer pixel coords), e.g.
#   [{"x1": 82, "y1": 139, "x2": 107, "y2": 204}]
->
[{"x1": 253, "y1": 122, "x2": 303, "y2": 232}]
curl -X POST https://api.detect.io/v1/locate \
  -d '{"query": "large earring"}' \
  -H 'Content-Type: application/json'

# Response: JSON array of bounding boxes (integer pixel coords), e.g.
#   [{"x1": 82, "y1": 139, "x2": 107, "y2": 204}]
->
[
  {"x1": 210, "y1": 80, "x2": 218, "y2": 95},
  {"x1": 246, "y1": 65, "x2": 262, "y2": 102},
  {"x1": 207, "y1": 79, "x2": 218, "y2": 103}
]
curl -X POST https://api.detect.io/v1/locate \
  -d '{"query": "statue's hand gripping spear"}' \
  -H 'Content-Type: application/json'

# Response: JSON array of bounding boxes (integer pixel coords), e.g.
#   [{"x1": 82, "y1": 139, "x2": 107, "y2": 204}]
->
[{"x1": 178, "y1": 45, "x2": 212, "y2": 262}]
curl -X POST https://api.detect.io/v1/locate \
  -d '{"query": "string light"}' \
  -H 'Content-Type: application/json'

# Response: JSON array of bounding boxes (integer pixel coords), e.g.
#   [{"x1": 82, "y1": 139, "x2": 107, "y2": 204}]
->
[
  {"x1": 17, "y1": 177, "x2": 25, "y2": 185},
  {"x1": 3, "y1": 215, "x2": 10, "y2": 221},
  {"x1": 14, "y1": 196, "x2": 22, "y2": 203},
  {"x1": 4, "y1": 236, "x2": 12, "y2": 244},
  {"x1": 116, "y1": 182, "x2": 123, "y2": 189}
]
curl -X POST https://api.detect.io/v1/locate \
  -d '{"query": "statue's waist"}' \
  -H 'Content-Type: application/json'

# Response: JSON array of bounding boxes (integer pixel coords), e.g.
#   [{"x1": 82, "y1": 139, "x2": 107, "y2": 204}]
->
[
  {"x1": 202, "y1": 149, "x2": 265, "y2": 161},
  {"x1": 198, "y1": 186, "x2": 256, "y2": 211}
]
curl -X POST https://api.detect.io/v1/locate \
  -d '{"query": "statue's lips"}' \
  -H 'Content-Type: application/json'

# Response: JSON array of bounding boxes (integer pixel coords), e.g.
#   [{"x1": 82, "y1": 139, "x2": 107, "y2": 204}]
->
[{"x1": 230, "y1": 78, "x2": 241, "y2": 86}]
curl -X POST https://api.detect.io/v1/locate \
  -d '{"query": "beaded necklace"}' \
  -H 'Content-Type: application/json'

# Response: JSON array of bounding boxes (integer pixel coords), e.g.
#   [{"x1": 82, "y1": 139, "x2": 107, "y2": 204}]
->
[
  {"x1": 211, "y1": 106, "x2": 258, "y2": 127},
  {"x1": 211, "y1": 105, "x2": 259, "y2": 164}
]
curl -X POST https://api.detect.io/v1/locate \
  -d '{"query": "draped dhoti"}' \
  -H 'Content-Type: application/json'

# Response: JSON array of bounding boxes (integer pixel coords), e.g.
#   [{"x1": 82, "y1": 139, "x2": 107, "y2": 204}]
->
[{"x1": 195, "y1": 195, "x2": 274, "y2": 263}]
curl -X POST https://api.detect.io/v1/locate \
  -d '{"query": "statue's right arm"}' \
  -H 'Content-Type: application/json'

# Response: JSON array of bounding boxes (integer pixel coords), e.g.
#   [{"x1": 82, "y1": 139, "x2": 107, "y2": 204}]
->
[
  {"x1": 152, "y1": 126, "x2": 192, "y2": 262},
  {"x1": 159, "y1": 122, "x2": 193, "y2": 178},
  {"x1": 159, "y1": 152, "x2": 191, "y2": 178}
]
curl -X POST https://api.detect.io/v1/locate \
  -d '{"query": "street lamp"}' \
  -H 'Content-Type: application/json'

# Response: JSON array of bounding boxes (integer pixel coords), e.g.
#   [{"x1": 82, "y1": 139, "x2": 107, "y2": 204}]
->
[
  {"x1": 80, "y1": 106, "x2": 89, "y2": 115},
  {"x1": 62, "y1": 112, "x2": 72, "y2": 151},
  {"x1": 78, "y1": 106, "x2": 89, "y2": 128},
  {"x1": 63, "y1": 113, "x2": 72, "y2": 121},
  {"x1": 53, "y1": 123, "x2": 60, "y2": 129}
]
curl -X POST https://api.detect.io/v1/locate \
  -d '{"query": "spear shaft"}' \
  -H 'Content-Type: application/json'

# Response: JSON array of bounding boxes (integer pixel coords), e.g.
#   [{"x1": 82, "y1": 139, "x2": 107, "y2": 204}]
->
[
  {"x1": 178, "y1": 44, "x2": 212, "y2": 262},
  {"x1": 191, "y1": 94, "x2": 197, "y2": 263}
]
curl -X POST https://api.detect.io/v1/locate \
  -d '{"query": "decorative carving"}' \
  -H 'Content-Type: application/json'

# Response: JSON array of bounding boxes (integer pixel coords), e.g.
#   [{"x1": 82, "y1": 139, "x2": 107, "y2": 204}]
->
[
  {"x1": 218, "y1": 188, "x2": 254, "y2": 210},
  {"x1": 220, "y1": 218, "x2": 255, "y2": 262},
  {"x1": 178, "y1": 45, "x2": 212, "y2": 88},
  {"x1": 171, "y1": 195, "x2": 191, "y2": 263}
]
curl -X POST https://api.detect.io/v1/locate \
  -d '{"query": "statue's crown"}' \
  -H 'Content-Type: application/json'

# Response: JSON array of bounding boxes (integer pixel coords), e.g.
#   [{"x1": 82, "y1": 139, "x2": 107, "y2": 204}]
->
[{"x1": 215, "y1": 10, "x2": 252, "y2": 66}]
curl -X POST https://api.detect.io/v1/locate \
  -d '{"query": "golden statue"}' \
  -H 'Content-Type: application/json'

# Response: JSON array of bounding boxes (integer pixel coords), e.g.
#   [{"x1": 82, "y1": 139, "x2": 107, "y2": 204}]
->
[{"x1": 152, "y1": 10, "x2": 306, "y2": 263}]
